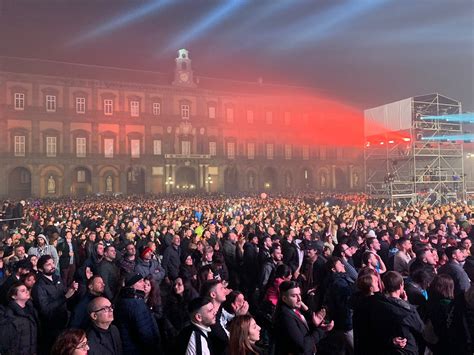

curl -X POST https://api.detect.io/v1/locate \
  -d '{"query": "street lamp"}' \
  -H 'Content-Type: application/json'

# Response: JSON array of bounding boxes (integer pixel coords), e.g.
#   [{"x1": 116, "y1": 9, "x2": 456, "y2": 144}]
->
[{"x1": 165, "y1": 175, "x2": 174, "y2": 192}]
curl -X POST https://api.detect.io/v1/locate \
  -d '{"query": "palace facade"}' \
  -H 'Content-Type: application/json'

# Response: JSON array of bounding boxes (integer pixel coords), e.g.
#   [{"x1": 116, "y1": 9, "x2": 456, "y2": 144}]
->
[{"x1": 0, "y1": 50, "x2": 363, "y2": 198}]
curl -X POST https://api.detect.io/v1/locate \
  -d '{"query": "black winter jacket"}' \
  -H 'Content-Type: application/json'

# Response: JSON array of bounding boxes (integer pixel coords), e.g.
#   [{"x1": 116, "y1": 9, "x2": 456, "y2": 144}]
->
[
  {"x1": 115, "y1": 288, "x2": 161, "y2": 355},
  {"x1": 0, "y1": 301, "x2": 39, "y2": 355}
]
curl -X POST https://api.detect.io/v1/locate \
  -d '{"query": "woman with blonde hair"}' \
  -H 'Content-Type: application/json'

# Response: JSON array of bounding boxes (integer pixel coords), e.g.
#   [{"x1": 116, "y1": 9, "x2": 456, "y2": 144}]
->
[{"x1": 229, "y1": 314, "x2": 262, "y2": 355}]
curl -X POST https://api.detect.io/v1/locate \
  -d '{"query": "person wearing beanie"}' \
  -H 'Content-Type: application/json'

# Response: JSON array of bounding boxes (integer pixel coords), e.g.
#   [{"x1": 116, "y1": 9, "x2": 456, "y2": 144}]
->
[
  {"x1": 134, "y1": 246, "x2": 165, "y2": 285},
  {"x1": 114, "y1": 272, "x2": 162, "y2": 354}
]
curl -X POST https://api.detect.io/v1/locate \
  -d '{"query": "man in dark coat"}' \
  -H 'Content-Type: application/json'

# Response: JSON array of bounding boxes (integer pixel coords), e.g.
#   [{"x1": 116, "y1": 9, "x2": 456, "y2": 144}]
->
[
  {"x1": 70, "y1": 275, "x2": 105, "y2": 329},
  {"x1": 242, "y1": 233, "x2": 259, "y2": 299},
  {"x1": 274, "y1": 281, "x2": 333, "y2": 355},
  {"x1": 97, "y1": 245, "x2": 120, "y2": 302},
  {"x1": 281, "y1": 230, "x2": 300, "y2": 273},
  {"x1": 32, "y1": 255, "x2": 78, "y2": 354},
  {"x1": 368, "y1": 271, "x2": 424, "y2": 355},
  {"x1": 323, "y1": 256, "x2": 355, "y2": 353},
  {"x1": 115, "y1": 272, "x2": 161, "y2": 354},
  {"x1": 438, "y1": 246, "x2": 471, "y2": 296},
  {"x1": 162, "y1": 235, "x2": 181, "y2": 281},
  {"x1": 86, "y1": 296, "x2": 122, "y2": 355}
]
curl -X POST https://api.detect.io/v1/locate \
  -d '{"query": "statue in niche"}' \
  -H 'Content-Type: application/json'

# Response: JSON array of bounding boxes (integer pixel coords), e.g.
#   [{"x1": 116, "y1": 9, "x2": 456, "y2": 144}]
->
[
  {"x1": 47, "y1": 175, "x2": 56, "y2": 194},
  {"x1": 320, "y1": 173, "x2": 327, "y2": 188},
  {"x1": 248, "y1": 174, "x2": 254, "y2": 189},
  {"x1": 353, "y1": 172, "x2": 359, "y2": 187},
  {"x1": 286, "y1": 173, "x2": 291, "y2": 188},
  {"x1": 106, "y1": 176, "x2": 113, "y2": 192}
]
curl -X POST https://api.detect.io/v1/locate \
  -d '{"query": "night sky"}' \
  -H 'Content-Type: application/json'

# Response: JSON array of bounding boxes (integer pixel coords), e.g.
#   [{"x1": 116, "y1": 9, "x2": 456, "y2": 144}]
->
[{"x1": 0, "y1": 0, "x2": 473, "y2": 112}]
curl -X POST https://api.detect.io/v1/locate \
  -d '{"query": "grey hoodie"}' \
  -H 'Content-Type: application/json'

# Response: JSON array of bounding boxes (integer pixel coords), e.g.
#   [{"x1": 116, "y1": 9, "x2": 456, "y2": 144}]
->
[{"x1": 27, "y1": 234, "x2": 59, "y2": 267}]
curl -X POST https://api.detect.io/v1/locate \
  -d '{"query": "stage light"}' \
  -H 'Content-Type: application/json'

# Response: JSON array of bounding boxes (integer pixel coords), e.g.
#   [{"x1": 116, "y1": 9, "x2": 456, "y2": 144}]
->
[
  {"x1": 402, "y1": 138, "x2": 411, "y2": 142},
  {"x1": 388, "y1": 140, "x2": 394, "y2": 144}
]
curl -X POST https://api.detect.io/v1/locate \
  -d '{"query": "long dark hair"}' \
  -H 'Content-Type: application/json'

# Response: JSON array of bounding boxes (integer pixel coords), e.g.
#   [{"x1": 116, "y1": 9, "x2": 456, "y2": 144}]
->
[{"x1": 144, "y1": 274, "x2": 162, "y2": 307}]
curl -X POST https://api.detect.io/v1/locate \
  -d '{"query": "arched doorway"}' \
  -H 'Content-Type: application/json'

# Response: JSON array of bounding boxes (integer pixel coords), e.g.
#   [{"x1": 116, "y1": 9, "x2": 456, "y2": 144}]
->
[
  {"x1": 335, "y1": 168, "x2": 347, "y2": 191},
  {"x1": 262, "y1": 167, "x2": 277, "y2": 191},
  {"x1": 127, "y1": 167, "x2": 145, "y2": 194},
  {"x1": 8, "y1": 167, "x2": 31, "y2": 198},
  {"x1": 301, "y1": 167, "x2": 313, "y2": 191},
  {"x1": 175, "y1": 166, "x2": 197, "y2": 192},
  {"x1": 246, "y1": 170, "x2": 257, "y2": 191},
  {"x1": 71, "y1": 167, "x2": 92, "y2": 196},
  {"x1": 224, "y1": 167, "x2": 239, "y2": 192}
]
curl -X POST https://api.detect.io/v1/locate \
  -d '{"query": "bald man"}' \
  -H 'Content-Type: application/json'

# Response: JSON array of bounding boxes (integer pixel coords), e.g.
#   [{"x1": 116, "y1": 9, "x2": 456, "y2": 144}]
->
[{"x1": 87, "y1": 297, "x2": 122, "y2": 355}]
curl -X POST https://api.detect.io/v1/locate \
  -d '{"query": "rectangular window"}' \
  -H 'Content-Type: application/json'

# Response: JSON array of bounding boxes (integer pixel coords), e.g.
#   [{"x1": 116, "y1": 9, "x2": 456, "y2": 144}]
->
[
  {"x1": 181, "y1": 140, "x2": 191, "y2": 155},
  {"x1": 265, "y1": 111, "x2": 273, "y2": 124},
  {"x1": 181, "y1": 104, "x2": 190, "y2": 119},
  {"x1": 285, "y1": 144, "x2": 292, "y2": 160},
  {"x1": 104, "y1": 139, "x2": 114, "y2": 158},
  {"x1": 104, "y1": 99, "x2": 113, "y2": 115},
  {"x1": 130, "y1": 101, "x2": 140, "y2": 117},
  {"x1": 14, "y1": 136, "x2": 25, "y2": 156},
  {"x1": 226, "y1": 107, "x2": 234, "y2": 123},
  {"x1": 227, "y1": 142, "x2": 235, "y2": 159},
  {"x1": 131, "y1": 139, "x2": 140, "y2": 158},
  {"x1": 76, "y1": 97, "x2": 86, "y2": 114},
  {"x1": 46, "y1": 136, "x2": 57, "y2": 157},
  {"x1": 208, "y1": 106, "x2": 216, "y2": 119},
  {"x1": 246, "y1": 110, "x2": 254, "y2": 124},
  {"x1": 76, "y1": 137, "x2": 86, "y2": 157},
  {"x1": 284, "y1": 111, "x2": 291, "y2": 126},
  {"x1": 46, "y1": 95, "x2": 56, "y2": 112},
  {"x1": 303, "y1": 145, "x2": 310, "y2": 160},
  {"x1": 209, "y1": 141, "x2": 217, "y2": 156},
  {"x1": 77, "y1": 170, "x2": 86, "y2": 183},
  {"x1": 153, "y1": 140, "x2": 162, "y2": 155},
  {"x1": 152, "y1": 102, "x2": 161, "y2": 116},
  {"x1": 247, "y1": 143, "x2": 255, "y2": 160},
  {"x1": 320, "y1": 146, "x2": 326, "y2": 160},
  {"x1": 14, "y1": 93, "x2": 25, "y2": 110},
  {"x1": 266, "y1": 143, "x2": 274, "y2": 160}
]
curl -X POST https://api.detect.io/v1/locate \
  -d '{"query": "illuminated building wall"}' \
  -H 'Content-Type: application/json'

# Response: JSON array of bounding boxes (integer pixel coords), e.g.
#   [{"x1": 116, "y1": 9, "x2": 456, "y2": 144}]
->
[{"x1": 0, "y1": 50, "x2": 364, "y2": 197}]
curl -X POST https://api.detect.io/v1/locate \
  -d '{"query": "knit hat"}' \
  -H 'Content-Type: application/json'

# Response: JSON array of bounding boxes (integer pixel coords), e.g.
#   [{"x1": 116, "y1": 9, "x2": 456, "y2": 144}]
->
[
  {"x1": 140, "y1": 247, "x2": 153, "y2": 259},
  {"x1": 124, "y1": 272, "x2": 143, "y2": 288}
]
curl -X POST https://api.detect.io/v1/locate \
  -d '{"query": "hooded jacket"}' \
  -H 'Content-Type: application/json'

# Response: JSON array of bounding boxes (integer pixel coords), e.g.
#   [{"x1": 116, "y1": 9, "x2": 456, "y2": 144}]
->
[{"x1": 27, "y1": 234, "x2": 59, "y2": 267}]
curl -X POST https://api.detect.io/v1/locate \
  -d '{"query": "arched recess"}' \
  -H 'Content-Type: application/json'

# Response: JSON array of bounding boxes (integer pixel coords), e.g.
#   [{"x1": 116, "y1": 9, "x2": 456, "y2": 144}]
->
[
  {"x1": 316, "y1": 167, "x2": 330, "y2": 191},
  {"x1": 98, "y1": 165, "x2": 120, "y2": 194},
  {"x1": 39, "y1": 165, "x2": 64, "y2": 197},
  {"x1": 224, "y1": 166, "x2": 239, "y2": 192},
  {"x1": 8, "y1": 167, "x2": 31, "y2": 198},
  {"x1": 284, "y1": 170, "x2": 293, "y2": 191},
  {"x1": 246, "y1": 168, "x2": 258, "y2": 191},
  {"x1": 300, "y1": 167, "x2": 313, "y2": 191},
  {"x1": 262, "y1": 166, "x2": 278, "y2": 191},
  {"x1": 175, "y1": 166, "x2": 198, "y2": 191},
  {"x1": 335, "y1": 167, "x2": 348, "y2": 191},
  {"x1": 70, "y1": 166, "x2": 92, "y2": 196},
  {"x1": 126, "y1": 166, "x2": 145, "y2": 194}
]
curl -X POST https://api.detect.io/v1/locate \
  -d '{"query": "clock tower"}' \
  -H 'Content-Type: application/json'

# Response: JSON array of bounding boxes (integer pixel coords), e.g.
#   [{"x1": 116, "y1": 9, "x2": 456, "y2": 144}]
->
[{"x1": 173, "y1": 49, "x2": 196, "y2": 87}]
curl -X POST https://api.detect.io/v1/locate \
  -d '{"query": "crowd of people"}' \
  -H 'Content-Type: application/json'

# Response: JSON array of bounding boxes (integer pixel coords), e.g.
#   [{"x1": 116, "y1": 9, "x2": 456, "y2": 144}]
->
[{"x1": 0, "y1": 193, "x2": 473, "y2": 355}]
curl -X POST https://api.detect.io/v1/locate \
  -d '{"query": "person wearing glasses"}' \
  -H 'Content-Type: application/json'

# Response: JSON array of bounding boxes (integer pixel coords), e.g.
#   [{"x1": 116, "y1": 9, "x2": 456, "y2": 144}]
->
[
  {"x1": 86, "y1": 296, "x2": 122, "y2": 355},
  {"x1": 51, "y1": 328, "x2": 89, "y2": 355}
]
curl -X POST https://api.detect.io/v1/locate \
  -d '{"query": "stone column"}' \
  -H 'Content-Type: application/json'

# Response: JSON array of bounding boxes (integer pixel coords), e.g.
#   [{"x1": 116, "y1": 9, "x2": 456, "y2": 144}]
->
[
  {"x1": 349, "y1": 165, "x2": 354, "y2": 189},
  {"x1": 91, "y1": 165, "x2": 99, "y2": 194},
  {"x1": 171, "y1": 164, "x2": 176, "y2": 192},
  {"x1": 332, "y1": 165, "x2": 336, "y2": 190},
  {"x1": 198, "y1": 164, "x2": 204, "y2": 189},
  {"x1": 165, "y1": 164, "x2": 171, "y2": 193},
  {"x1": 120, "y1": 169, "x2": 127, "y2": 194}
]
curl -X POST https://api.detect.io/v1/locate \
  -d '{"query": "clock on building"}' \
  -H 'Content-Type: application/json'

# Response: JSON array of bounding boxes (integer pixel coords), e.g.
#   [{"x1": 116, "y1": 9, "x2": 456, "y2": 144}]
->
[{"x1": 179, "y1": 72, "x2": 189, "y2": 83}]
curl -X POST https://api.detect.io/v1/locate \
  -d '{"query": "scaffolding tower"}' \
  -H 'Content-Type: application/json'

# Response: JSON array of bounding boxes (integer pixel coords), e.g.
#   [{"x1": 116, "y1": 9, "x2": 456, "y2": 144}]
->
[{"x1": 364, "y1": 93, "x2": 465, "y2": 206}]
